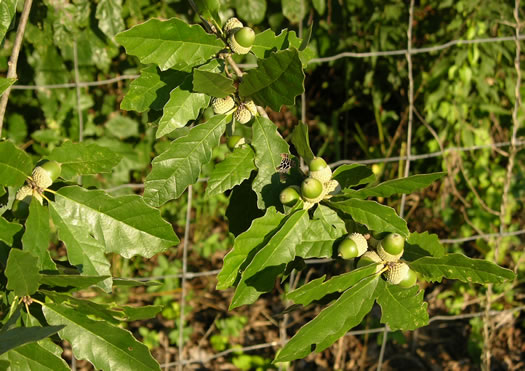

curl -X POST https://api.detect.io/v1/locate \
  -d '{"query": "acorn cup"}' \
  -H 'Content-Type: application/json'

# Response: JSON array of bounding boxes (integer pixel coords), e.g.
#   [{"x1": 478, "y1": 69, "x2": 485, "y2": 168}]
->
[
  {"x1": 356, "y1": 251, "x2": 385, "y2": 273},
  {"x1": 384, "y1": 262, "x2": 417, "y2": 287},
  {"x1": 224, "y1": 17, "x2": 243, "y2": 35},
  {"x1": 228, "y1": 27, "x2": 255, "y2": 55},
  {"x1": 227, "y1": 135, "x2": 246, "y2": 150},
  {"x1": 212, "y1": 96, "x2": 235, "y2": 115},
  {"x1": 234, "y1": 104, "x2": 253, "y2": 124},
  {"x1": 32, "y1": 160, "x2": 61, "y2": 189},
  {"x1": 376, "y1": 232, "x2": 405, "y2": 262}
]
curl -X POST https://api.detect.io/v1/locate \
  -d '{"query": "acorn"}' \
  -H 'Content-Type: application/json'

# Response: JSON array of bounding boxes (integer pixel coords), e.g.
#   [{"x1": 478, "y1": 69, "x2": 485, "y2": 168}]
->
[
  {"x1": 32, "y1": 160, "x2": 61, "y2": 189},
  {"x1": 227, "y1": 135, "x2": 246, "y2": 150},
  {"x1": 384, "y1": 262, "x2": 416, "y2": 286},
  {"x1": 212, "y1": 96, "x2": 235, "y2": 115},
  {"x1": 301, "y1": 177, "x2": 323, "y2": 203},
  {"x1": 376, "y1": 233, "x2": 405, "y2": 262},
  {"x1": 228, "y1": 27, "x2": 255, "y2": 55},
  {"x1": 309, "y1": 157, "x2": 332, "y2": 183},
  {"x1": 224, "y1": 17, "x2": 243, "y2": 35},
  {"x1": 338, "y1": 239, "x2": 358, "y2": 259},
  {"x1": 234, "y1": 104, "x2": 253, "y2": 124},
  {"x1": 279, "y1": 186, "x2": 301, "y2": 206},
  {"x1": 356, "y1": 251, "x2": 384, "y2": 273},
  {"x1": 348, "y1": 232, "x2": 368, "y2": 257},
  {"x1": 244, "y1": 100, "x2": 258, "y2": 116}
]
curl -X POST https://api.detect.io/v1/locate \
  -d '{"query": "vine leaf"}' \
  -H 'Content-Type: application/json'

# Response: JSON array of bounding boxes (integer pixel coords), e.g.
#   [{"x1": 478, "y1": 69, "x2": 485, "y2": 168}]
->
[
  {"x1": 0, "y1": 216, "x2": 22, "y2": 245},
  {"x1": 156, "y1": 75, "x2": 210, "y2": 138},
  {"x1": 295, "y1": 205, "x2": 346, "y2": 258},
  {"x1": 0, "y1": 77, "x2": 16, "y2": 96},
  {"x1": 43, "y1": 303, "x2": 161, "y2": 371},
  {"x1": 409, "y1": 254, "x2": 515, "y2": 284},
  {"x1": 22, "y1": 199, "x2": 55, "y2": 271},
  {"x1": 115, "y1": 18, "x2": 224, "y2": 71},
  {"x1": 53, "y1": 186, "x2": 179, "y2": 259},
  {"x1": 5, "y1": 249, "x2": 41, "y2": 297},
  {"x1": 275, "y1": 275, "x2": 379, "y2": 363},
  {"x1": 230, "y1": 210, "x2": 310, "y2": 309},
  {"x1": 48, "y1": 142, "x2": 122, "y2": 181},
  {"x1": 217, "y1": 207, "x2": 286, "y2": 290},
  {"x1": 345, "y1": 173, "x2": 446, "y2": 198},
  {"x1": 329, "y1": 199, "x2": 409, "y2": 237},
  {"x1": 0, "y1": 140, "x2": 32, "y2": 188},
  {"x1": 0, "y1": 341, "x2": 69, "y2": 370},
  {"x1": 0, "y1": 326, "x2": 65, "y2": 356},
  {"x1": 286, "y1": 265, "x2": 379, "y2": 306},
  {"x1": 375, "y1": 279, "x2": 429, "y2": 331},
  {"x1": 251, "y1": 116, "x2": 290, "y2": 209},
  {"x1": 239, "y1": 49, "x2": 304, "y2": 112},
  {"x1": 291, "y1": 122, "x2": 314, "y2": 165},
  {"x1": 206, "y1": 146, "x2": 256, "y2": 198},
  {"x1": 144, "y1": 114, "x2": 229, "y2": 206},
  {"x1": 121, "y1": 66, "x2": 187, "y2": 112},
  {"x1": 192, "y1": 70, "x2": 235, "y2": 98},
  {"x1": 332, "y1": 164, "x2": 375, "y2": 189},
  {"x1": 403, "y1": 231, "x2": 445, "y2": 261},
  {"x1": 49, "y1": 202, "x2": 113, "y2": 292}
]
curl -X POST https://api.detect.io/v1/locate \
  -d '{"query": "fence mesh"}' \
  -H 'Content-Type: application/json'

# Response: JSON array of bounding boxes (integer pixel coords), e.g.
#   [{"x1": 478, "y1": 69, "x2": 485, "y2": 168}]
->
[{"x1": 3, "y1": 0, "x2": 524, "y2": 369}]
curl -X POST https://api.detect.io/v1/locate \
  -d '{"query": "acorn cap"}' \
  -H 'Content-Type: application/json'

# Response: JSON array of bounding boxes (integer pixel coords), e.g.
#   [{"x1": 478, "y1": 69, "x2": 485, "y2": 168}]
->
[
  {"x1": 234, "y1": 105, "x2": 253, "y2": 124},
  {"x1": 227, "y1": 135, "x2": 245, "y2": 150},
  {"x1": 323, "y1": 179, "x2": 341, "y2": 200},
  {"x1": 384, "y1": 262, "x2": 410, "y2": 285},
  {"x1": 348, "y1": 232, "x2": 368, "y2": 257},
  {"x1": 16, "y1": 185, "x2": 33, "y2": 203},
  {"x1": 376, "y1": 240, "x2": 403, "y2": 262},
  {"x1": 212, "y1": 96, "x2": 235, "y2": 115},
  {"x1": 224, "y1": 17, "x2": 243, "y2": 35},
  {"x1": 357, "y1": 251, "x2": 384, "y2": 273},
  {"x1": 244, "y1": 100, "x2": 258, "y2": 116},
  {"x1": 32, "y1": 166, "x2": 54, "y2": 189}
]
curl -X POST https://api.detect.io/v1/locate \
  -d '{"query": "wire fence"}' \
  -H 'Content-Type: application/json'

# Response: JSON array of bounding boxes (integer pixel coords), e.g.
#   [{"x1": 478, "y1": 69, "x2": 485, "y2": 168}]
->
[{"x1": 3, "y1": 0, "x2": 524, "y2": 369}]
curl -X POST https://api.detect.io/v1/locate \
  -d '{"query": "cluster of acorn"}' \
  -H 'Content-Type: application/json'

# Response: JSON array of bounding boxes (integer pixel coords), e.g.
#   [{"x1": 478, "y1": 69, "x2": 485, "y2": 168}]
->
[
  {"x1": 211, "y1": 96, "x2": 258, "y2": 124},
  {"x1": 13, "y1": 160, "x2": 61, "y2": 217},
  {"x1": 339, "y1": 232, "x2": 417, "y2": 288},
  {"x1": 279, "y1": 157, "x2": 341, "y2": 210}
]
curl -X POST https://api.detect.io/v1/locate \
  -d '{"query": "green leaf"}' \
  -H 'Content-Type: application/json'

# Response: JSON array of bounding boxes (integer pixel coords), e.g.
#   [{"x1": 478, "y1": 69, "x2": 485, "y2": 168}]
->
[
  {"x1": 275, "y1": 276, "x2": 379, "y2": 362},
  {"x1": 115, "y1": 18, "x2": 224, "y2": 71},
  {"x1": 22, "y1": 199, "x2": 55, "y2": 271},
  {"x1": 156, "y1": 75, "x2": 210, "y2": 138},
  {"x1": 96, "y1": 0, "x2": 125, "y2": 39},
  {"x1": 194, "y1": 0, "x2": 221, "y2": 24},
  {"x1": 217, "y1": 207, "x2": 286, "y2": 290},
  {"x1": 329, "y1": 199, "x2": 409, "y2": 237},
  {"x1": 0, "y1": 78, "x2": 16, "y2": 96},
  {"x1": 346, "y1": 173, "x2": 446, "y2": 198},
  {"x1": 40, "y1": 275, "x2": 110, "y2": 290},
  {"x1": 112, "y1": 278, "x2": 162, "y2": 287},
  {"x1": 251, "y1": 116, "x2": 290, "y2": 209},
  {"x1": 295, "y1": 205, "x2": 346, "y2": 258},
  {"x1": 48, "y1": 142, "x2": 122, "y2": 180},
  {"x1": 5, "y1": 249, "x2": 41, "y2": 297},
  {"x1": 291, "y1": 122, "x2": 314, "y2": 165},
  {"x1": 409, "y1": 254, "x2": 515, "y2": 284},
  {"x1": 116, "y1": 305, "x2": 163, "y2": 321},
  {"x1": 121, "y1": 66, "x2": 187, "y2": 112},
  {"x1": 0, "y1": 0, "x2": 16, "y2": 42},
  {"x1": 193, "y1": 70, "x2": 235, "y2": 98},
  {"x1": 312, "y1": 0, "x2": 325, "y2": 15},
  {"x1": 235, "y1": 0, "x2": 267, "y2": 24},
  {"x1": 0, "y1": 326, "x2": 65, "y2": 355},
  {"x1": 251, "y1": 29, "x2": 312, "y2": 65},
  {"x1": 332, "y1": 164, "x2": 375, "y2": 189},
  {"x1": 53, "y1": 186, "x2": 179, "y2": 258},
  {"x1": 287, "y1": 265, "x2": 379, "y2": 306},
  {"x1": 0, "y1": 342, "x2": 69, "y2": 370},
  {"x1": 230, "y1": 210, "x2": 310, "y2": 309},
  {"x1": 43, "y1": 303, "x2": 161, "y2": 371},
  {"x1": 375, "y1": 280, "x2": 429, "y2": 331},
  {"x1": 49, "y1": 203, "x2": 112, "y2": 292},
  {"x1": 105, "y1": 115, "x2": 139, "y2": 139},
  {"x1": 206, "y1": 146, "x2": 256, "y2": 198},
  {"x1": 0, "y1": 140, "x2": 32, "y2": 188},
  {"x1": 144, "y1": 115, "x2": 229, "y2": 206},
  {"x1": 403, "y1": 231, "x2": 445, "y2": 261},
  {"x1": 0, "y1": 216, "x2": 22, "y2": 245},
  {"x1": 239, "y1": 49, "x2": 304, "y2": 112},
  {"x1": 282, "y1": 0, "x2": 307, "y2": 24},
  {"x1": 225, "y1": 178, "x2": 265, "y2": 236}
]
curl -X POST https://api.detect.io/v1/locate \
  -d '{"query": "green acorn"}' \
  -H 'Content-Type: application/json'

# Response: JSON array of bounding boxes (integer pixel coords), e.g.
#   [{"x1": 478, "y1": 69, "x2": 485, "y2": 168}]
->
[
  {"x1": 32, "y1": 160, "x2": 61, "y2": 189},
  {"x1": 212, "y1": 96, "x2": 235, "y2": 115},
  {"x1": 244, "y1": 100, "x2": 258, "y2": 116},
  {"x1": 376, "y1": 233, "x2": 405, "y2": 262},
  {"x1": 309, "y1": 157, "x2": 332, "y2": 183},
  {"x1": 348, "y1": 232, "x2": 368, "y2": 257},
  {"x1": 279, "y1": 186, "x2": 301, "y2": 206},
  {"x1": 234, "y1": 104, "x2": 253, "y2": 124},
  {"x1": 227, "y1": 135, "x2": 245, "y2": 150},
  {"x1": 228, "y1": 27, "x2": 255, "y2": 55},
  {"x1": 224, "y1": 17, "x2": 243, "y2": 35},
  {"x1": 384, "y1": 262, "x2": 416, "y2": 286},
  {"x1": 301, "y1": 177, "x2": 323, "y2": 203},
  {"x1": 338, "y1": 238, "x2": 358, "y2": 259},
  {"x1": 356, "y1": 251, "x2": 384, "y2": 273}
]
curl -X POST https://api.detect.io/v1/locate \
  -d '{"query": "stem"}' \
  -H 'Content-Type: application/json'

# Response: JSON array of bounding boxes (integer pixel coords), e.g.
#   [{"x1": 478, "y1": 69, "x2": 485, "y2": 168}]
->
[{"x1": 0, "y1": 0, "x2": 33, "y2": 135}]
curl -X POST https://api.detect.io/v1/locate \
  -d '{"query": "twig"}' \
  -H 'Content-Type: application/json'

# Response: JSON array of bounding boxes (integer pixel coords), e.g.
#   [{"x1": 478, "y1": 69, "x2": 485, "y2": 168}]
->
[{"x1": 0, "y1": 0, "x2": 33, "y2": 135}]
